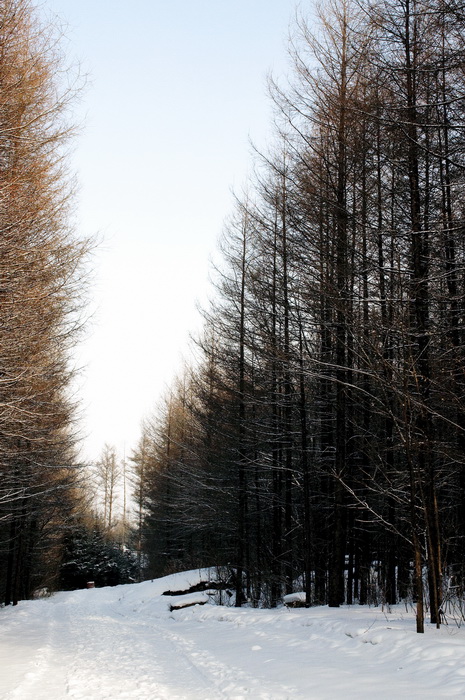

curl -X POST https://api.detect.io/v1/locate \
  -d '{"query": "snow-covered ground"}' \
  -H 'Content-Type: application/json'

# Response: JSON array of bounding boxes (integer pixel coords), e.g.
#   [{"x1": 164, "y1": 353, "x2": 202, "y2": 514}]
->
[{"x1": 1, "y1": 570, "x2": 465, "y2": 699}]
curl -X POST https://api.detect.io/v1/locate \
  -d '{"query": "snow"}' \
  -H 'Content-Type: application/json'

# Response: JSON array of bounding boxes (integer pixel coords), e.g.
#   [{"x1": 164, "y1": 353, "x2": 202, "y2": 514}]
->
[
  {"x1": 283, "y1": 592, "x2": 306, "y2": 606},
  {"x1": 167, "y1": 591, "x2": 210, "y2": 610},
  {"x1": 2, "y1": 570, "x2": 465, "y2": 699}
]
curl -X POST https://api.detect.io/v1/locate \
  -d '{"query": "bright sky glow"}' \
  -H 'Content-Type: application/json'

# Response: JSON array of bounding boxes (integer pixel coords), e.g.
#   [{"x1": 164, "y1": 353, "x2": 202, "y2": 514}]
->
[{"x1": 42, "y1": 0, "x2": 298, "y2": 463}]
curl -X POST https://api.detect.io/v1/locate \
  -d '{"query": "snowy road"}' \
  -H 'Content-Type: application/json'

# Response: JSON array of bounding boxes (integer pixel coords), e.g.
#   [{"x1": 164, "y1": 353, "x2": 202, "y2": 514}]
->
[
  {"x1": 1, "y1": 572, "x2": 465, "y2": 699},
  {"x1": 1, "y1": 583, "x2": 298, "y2": 700}
]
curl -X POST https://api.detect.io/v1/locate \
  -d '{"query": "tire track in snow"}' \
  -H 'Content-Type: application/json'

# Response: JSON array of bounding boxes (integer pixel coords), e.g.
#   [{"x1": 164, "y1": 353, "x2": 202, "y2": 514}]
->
[
  {"x1": 4, "y1": 603, "x2": 58, "y2": 700},
  {"x1": 56, "y1": 591, "x2": 296, "y2": 700},
  {"x1": 4, "y1": 593, "x2": 221, "y2": 700},
  {"x1": 156, "y1": 621, "x2": 298, "y2": 700},
  {"x1": 54, "y1": 596, "x2": 220, "y2": 699}
]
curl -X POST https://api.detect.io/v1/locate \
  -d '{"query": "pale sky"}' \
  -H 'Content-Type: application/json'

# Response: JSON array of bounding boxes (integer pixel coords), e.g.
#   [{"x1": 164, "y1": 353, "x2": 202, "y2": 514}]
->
[{"x1": 41, "y1": 0, "x2": 298, "y2": 464}]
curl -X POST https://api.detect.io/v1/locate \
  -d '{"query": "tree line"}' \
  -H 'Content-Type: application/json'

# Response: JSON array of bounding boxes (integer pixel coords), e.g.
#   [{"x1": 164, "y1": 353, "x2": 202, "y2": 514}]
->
[
  {"x1": 131, "y1": 0, "x2": 465, "y2": 632},
  {"x1": 0, "y1": 0, "x2": 91, "y2": 604}
]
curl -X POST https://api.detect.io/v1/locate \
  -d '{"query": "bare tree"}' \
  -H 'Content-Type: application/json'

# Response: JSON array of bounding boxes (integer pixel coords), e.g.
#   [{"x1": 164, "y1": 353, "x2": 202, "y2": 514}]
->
[
  {"x1": 95, "y1": 444, "x2": 121, "y2": 532},
  {"x1": 0, "y1": 0, "x2": 90, "y2": 604}
]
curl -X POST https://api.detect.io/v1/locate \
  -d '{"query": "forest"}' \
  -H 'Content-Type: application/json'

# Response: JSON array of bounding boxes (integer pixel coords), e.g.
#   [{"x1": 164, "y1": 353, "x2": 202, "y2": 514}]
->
[
  {"x1": 1, "y1": 0, "x2": 465, "y2": 639},
  {"x1": 0, "y1": 0, "x2": 92, "y2": 607},
  {"x1": 129, "y1": 0, "x2": 465, "y2": 634}
]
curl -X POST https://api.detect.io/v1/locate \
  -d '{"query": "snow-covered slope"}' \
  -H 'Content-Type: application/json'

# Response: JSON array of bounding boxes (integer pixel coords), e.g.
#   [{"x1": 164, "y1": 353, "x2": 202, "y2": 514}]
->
[{"x1": 1, "y1": 570, "x2": 465, "y2": 699}]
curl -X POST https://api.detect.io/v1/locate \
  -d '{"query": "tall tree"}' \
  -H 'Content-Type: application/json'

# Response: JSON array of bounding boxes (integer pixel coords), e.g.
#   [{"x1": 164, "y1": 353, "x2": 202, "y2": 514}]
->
[
  {"x1": 0, "y1": 0, "x2": 89, "y2": 603},
  {"x1": 96, "y1": 444, "x2": 121, "y2": 533}
]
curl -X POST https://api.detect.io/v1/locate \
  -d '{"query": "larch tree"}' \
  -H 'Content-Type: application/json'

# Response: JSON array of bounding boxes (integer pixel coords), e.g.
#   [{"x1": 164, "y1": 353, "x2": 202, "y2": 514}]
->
[
  {"x1": 95, "y1": 444, "x2": 121, "y2": 533},
  {"x1": 0, "y1": 0, "x2": 90, "y2": 603},
  {"x1": 133, "y1": 0, "x2": 465, "y2": 633}
]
